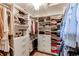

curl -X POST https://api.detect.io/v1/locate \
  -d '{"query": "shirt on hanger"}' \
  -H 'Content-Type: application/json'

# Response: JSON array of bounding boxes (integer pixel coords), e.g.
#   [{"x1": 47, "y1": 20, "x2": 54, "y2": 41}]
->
[{"x1": 62, "y1": 4, "x2": 78, "y2": 48}]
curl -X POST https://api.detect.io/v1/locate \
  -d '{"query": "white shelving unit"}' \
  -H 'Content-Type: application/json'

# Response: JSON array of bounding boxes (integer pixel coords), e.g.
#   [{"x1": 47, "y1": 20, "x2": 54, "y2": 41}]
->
[
  {"x1": 37, "y1": 15, "x2": 62, "y2": 56},
  {"x1": 12, "y1": 4, "x2": 31, "y2": 56},
  {"x1": 38, "y1": 17, "x2": 51, "y2": 54}
]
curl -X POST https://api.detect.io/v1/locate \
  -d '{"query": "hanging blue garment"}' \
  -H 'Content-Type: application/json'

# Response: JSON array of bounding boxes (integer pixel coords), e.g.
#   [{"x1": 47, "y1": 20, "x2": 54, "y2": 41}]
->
[
  {"x1": 60, "y1": 4, "x2": 71, "y2": 42},
  {"x1": 76, "y1": 4, "x2": 79, "y2": 47},
  {"x1": 60, "y1": 4, "x2": 70, "y2": 40},
  {"x1": 63, "y1": 3, "x2": 78, "y2": 48},
  {"x1": 68, "y1": 4, "x2": 77, "y2": 35}
]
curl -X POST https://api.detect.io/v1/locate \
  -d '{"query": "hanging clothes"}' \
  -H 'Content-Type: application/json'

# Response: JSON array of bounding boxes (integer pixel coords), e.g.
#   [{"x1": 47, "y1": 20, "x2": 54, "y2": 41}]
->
[
  {"x1": 63, "y1": 3, "x2": 78, "y2": 48},
  {"x1": 0, "y1": 7, "x2": 9, "y2": 52},
  {"x1": 32, "y1": 21, "x2": 35, "y2": 35},
  {"x1": 60, "y1": 4, "x2": 70, "y2": 40},
  {"x1": 59, "y1": 5, "x2": 70, "y2": 55},
  {"x1": 3, "y1": 8, "x2": 9, "y2": 52},
  {"x1": 3, "y1": 8, "x2": 8, "y2": 32},
  {"x1": 0, "y1": 6, "x2": 4, "y2": 39},
  {"x1": 76, "y1": 4, "x2": 79, "y2": 47},
  {"x1": 0, "y1": 6, "x2": 4, "y2": 51},
  {"x1": 60, "y1": 3, "x2": 79, "y2": 56},
  {"x1": 62, "y1": 45, "x2": 77, "y2": 56}
]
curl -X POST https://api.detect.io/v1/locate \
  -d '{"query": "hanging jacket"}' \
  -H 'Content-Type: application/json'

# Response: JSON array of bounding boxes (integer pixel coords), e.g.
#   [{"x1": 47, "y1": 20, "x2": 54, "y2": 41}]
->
[{"x1": 63, "y1": 4, "x2": 78, "y2": 48}]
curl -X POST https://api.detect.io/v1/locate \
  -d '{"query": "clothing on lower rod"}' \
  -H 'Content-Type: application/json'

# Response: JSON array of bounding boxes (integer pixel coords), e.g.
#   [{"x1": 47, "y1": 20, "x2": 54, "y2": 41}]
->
[{"x1": 60, "y1": 44, "x2": 79, "y2": 56}]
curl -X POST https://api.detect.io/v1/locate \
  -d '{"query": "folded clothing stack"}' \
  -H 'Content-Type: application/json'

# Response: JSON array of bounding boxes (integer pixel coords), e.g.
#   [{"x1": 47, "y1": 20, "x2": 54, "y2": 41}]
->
[{"x1": 51, "y1": 44, "x2": 60, "y2": 55}]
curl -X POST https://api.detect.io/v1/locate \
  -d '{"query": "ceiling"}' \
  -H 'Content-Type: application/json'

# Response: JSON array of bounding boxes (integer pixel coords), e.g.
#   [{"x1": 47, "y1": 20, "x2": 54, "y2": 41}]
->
[{"x1": 16, "y1": 3, "x2": 68, "y2": 17}]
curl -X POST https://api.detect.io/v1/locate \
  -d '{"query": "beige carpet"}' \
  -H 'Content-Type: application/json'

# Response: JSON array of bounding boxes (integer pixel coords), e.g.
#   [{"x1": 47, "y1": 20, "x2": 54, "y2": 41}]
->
[{"x1": 33, "y1": 52, "x2": 51, "y2": 56}]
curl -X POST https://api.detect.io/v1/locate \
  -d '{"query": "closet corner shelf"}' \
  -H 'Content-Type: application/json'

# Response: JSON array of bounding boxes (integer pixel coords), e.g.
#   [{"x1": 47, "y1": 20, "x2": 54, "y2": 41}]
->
[
  {"x1": 17, "y1": 15, "x2": 28, "y2": 20},
  {"x1": 53, "y1": 30, "x2": 59, "y2": 32},
  {"x1": 51, "y1": 30, "x2": 60, "y2": 32},
  {"x1": 14, "y1": 23, "x2": 29, "y2": 28}
]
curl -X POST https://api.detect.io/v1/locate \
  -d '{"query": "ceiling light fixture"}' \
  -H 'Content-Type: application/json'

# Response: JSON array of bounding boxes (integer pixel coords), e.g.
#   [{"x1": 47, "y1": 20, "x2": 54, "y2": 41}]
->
[{"x1": 32, "y1": 2, "x2": 44, "y2": 10}]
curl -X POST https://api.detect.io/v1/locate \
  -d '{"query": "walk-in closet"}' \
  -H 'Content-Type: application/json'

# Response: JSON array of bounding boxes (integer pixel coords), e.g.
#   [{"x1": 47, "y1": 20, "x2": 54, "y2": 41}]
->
[{"x1": 0, "y1": 3, "x2": 79, "y2": 56}]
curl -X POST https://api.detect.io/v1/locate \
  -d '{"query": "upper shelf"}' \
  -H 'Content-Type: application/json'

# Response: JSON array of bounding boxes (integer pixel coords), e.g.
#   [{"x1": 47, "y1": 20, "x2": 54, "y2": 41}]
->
[{"x1": 13, "y1": 4, "x2": 28, "y2": 15}]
